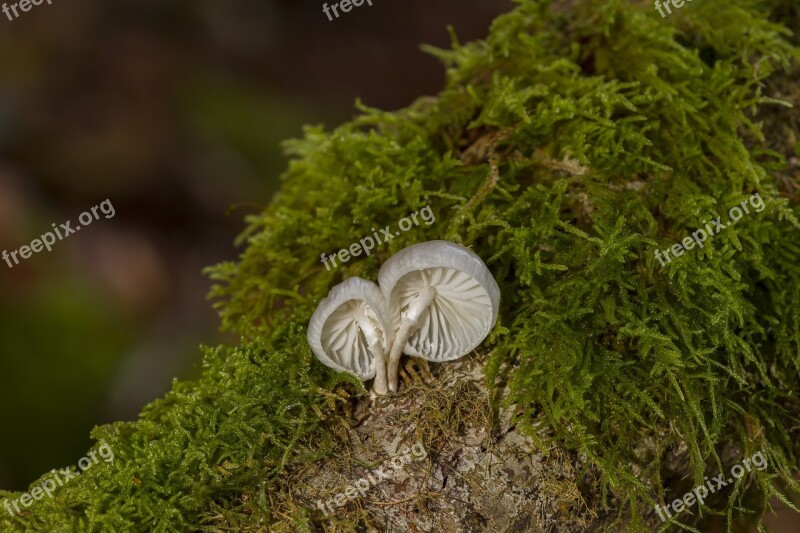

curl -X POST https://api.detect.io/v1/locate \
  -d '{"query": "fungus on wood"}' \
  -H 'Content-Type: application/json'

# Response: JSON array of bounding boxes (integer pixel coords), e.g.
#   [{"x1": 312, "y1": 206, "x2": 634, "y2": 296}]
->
[
  {"x1": 378, "y1": 240, "x2": 500, "y2": 392},
  {"x1": 2, "y1": 0, "x2": 799, "y2": 531}
]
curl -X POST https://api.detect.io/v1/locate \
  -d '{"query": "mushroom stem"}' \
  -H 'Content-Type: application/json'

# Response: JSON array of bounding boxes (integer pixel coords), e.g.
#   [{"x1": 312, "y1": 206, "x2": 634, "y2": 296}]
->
[
  {"x1": 387, "y1": 286, "x2": 436, "y2": 392},
  {"x1": 353, "y1": 306, "x2": 388, "y2": 395},
  {"x1": 370, "y1": 339, "x2": 388, "y2": 396}
]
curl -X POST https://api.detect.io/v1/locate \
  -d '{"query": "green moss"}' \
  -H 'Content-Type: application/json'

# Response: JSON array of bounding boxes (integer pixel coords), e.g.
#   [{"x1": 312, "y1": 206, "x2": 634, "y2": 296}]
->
[{"x1": 2, "y1": 0, "x2": 799, "y2": 530}]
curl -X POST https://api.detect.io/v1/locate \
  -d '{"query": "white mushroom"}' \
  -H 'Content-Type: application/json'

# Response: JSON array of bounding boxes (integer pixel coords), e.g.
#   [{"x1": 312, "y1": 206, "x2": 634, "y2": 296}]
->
[
  {"x1": 378, "y1": 240, "x2": 501, "y2": 392},
  {"x1": 307, "y1": 277, "x2": 389, "y2": 394}
]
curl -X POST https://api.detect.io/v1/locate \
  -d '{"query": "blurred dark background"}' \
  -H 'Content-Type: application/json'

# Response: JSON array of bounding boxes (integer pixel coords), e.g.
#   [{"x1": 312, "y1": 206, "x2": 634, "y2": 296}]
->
[{"x1": 0, "y1": 0, "x2": 513, "y2": 492}]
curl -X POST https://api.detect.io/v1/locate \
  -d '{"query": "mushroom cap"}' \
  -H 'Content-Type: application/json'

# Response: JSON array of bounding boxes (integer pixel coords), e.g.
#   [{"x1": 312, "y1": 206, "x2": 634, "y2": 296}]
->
[
  {"x1": 378, "y1": 240, "x2": 501, "y2": 362},
  {"x1": 307, "y1": 277, "x2": 388, "y2": 380}
]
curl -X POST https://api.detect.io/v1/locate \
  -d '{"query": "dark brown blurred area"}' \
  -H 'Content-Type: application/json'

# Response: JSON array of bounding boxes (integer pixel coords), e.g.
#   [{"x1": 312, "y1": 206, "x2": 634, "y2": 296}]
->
[{"x1": 0, "y1": 0, "x2": 512, "y2": 491}]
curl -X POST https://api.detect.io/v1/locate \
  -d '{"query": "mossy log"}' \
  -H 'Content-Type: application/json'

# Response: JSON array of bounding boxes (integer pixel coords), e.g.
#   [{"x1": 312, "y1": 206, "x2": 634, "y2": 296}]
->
[{"x1": 1, "y1": 0, "x2": 799, "y2": 531}]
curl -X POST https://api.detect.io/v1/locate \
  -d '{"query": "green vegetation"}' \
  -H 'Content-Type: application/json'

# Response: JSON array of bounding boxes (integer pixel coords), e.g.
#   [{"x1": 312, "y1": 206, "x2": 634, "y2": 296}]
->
[{"x1": 2, "y1": 0, "x2": 799, "y2": 530}]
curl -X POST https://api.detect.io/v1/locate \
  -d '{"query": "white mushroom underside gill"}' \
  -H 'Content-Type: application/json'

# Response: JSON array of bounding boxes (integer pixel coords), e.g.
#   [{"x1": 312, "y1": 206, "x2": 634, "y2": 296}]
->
[
  {"x1": 321, "y1": 300, "x2": 384, "y2": 378},
  {"x1": 395, "y1": 267, "x2": 492, "y2": 360}
]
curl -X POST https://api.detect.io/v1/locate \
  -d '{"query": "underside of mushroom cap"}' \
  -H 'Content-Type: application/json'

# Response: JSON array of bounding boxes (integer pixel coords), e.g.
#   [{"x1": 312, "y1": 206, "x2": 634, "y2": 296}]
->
[
  {"x1": 307, "y1": 277, "x2": 388, "y2": 380},
  {"x1": 378, "y1": 240, "x2": 501, "y2": 362}
]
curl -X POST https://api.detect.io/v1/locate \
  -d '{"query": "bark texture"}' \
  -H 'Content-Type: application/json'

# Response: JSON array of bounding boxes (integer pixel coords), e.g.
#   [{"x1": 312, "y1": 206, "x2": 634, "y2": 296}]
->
[{"x1": 281, "y1": 357, "x2": 636, "y2": 532}]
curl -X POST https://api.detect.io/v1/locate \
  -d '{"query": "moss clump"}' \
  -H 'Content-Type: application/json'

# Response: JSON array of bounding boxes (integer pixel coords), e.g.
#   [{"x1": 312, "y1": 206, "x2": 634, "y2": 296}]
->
[{"x1": 2, "y1": 0, "x2": 799, "y2": 531}]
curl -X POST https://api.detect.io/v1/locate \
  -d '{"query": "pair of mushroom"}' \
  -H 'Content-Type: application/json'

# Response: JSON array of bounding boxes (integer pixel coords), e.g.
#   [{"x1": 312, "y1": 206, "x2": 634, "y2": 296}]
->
[{"x1": 307, "y1": 240, "x2": 501, "y2": 394}]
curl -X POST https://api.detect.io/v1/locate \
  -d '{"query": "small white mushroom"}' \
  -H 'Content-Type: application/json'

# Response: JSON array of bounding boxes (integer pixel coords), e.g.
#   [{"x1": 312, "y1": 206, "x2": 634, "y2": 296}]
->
[
  {"x1": 378, "y1": 240, "x2": 500, "y2": 392},
  {"x1": 307, "y1": 277, "x2": 390, "y2": 394}
]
